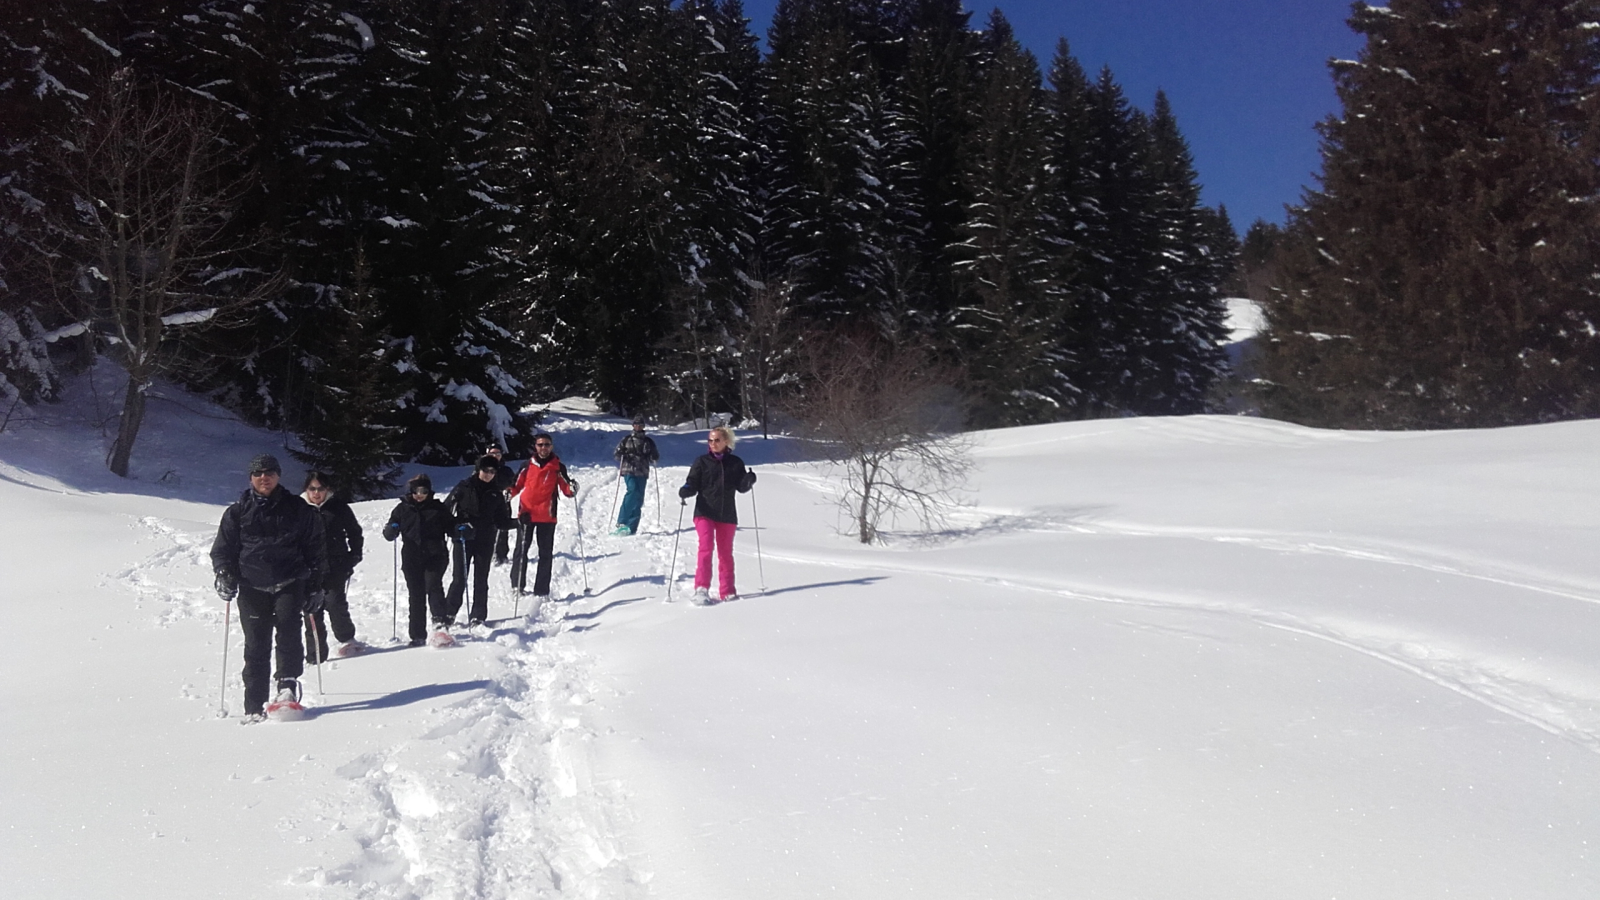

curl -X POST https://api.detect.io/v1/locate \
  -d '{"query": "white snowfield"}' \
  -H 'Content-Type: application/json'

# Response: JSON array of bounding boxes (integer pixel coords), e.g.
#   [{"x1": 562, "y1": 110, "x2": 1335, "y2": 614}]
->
[{"x1": 1, "y1": 373, "x2": 1597, "y2": 899}]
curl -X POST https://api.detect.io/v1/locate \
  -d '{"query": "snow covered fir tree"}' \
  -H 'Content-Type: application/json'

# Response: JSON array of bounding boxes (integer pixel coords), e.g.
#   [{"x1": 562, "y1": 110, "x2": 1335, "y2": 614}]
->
[
  {"x1": 2, "y1": 0, "x2": 1241, "y2": 478},
  {"x1": 1257, "y1": 0, "x2": 1600, "y2": 428}
]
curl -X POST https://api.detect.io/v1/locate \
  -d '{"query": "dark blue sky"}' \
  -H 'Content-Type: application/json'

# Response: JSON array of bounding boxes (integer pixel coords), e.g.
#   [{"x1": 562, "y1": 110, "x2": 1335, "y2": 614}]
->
[{"x1": 740, "y1": 0, "x2": 1366, "y2": 230}]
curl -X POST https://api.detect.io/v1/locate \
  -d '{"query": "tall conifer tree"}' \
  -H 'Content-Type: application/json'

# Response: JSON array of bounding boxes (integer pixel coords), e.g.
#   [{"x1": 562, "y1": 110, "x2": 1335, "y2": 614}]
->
[{"x1": 1263, "y1": 0, "x2": 1600, "y2": 427}]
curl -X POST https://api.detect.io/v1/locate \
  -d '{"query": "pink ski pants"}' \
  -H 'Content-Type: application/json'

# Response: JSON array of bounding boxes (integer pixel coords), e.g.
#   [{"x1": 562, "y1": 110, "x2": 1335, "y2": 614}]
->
[{"x1": 693, "y1": 517, "x2": 737, "y2": 598}]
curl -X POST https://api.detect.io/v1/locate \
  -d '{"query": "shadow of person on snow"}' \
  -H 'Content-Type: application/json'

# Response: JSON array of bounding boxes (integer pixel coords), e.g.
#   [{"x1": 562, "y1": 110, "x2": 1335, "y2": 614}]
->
[
  {"x1": 595, "y1": 573, "x2": 663, "y2": 595},
  {"x1": 564, "y1": 597, "x2": 647, "y2": 622},
  {"x1": 310, "y1": 680, "x2": 493, "y2": 716},
  {"x1": 753, "y1": 576, "x2": 889, "y2": 598}
]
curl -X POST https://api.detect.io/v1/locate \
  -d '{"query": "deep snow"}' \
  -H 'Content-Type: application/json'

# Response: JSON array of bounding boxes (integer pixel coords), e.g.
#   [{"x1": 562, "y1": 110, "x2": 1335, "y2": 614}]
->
[{"x1": 1, "y1": 365, "x2": 1597, "y2": 899}]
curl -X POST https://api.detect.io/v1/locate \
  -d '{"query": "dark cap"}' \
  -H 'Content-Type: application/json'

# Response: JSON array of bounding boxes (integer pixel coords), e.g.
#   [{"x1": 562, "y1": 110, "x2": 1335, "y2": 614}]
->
[
  {"x1": 249, "y1": 454, "x2": 281, "y2": 475},
  {"x1": 632, "y1": 414, "x2": 646, "y2": 426},
  {"x1": 476, "y1": 455, "x2": 500, "y2": 472}
]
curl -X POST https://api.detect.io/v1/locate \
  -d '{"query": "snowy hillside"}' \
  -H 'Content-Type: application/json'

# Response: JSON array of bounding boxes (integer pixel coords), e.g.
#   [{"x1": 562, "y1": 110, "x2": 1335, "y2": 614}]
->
[{"x1": 2, "y1": 369, "x2": 1598, "y2": 899}]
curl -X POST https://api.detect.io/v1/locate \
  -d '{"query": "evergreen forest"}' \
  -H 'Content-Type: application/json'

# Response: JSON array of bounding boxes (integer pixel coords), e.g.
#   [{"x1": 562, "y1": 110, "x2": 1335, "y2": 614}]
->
[
  {"x1": 1, "y1": 0, "x2": 1239, "y2": 489},
  {"x1": 1253, "y1": 0, "x2": 1600, "y2": 428}
]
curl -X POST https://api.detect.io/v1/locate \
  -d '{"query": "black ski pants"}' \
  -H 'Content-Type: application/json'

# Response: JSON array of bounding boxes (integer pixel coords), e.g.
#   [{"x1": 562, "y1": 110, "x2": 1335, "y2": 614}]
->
[
  {"x1": 446, "y1": 536, "x2": 494, "y2": 623},
  {"x1": 304, "y1": 575, "x2": 355, "y2": 663},
  {"x1": 494, "y1": 524, "x2": 510, "y2": 565},
  {"x1": 401, "y1": 551, "x2": 449, "y2": 640},
  {"x1": 510, "y1": 520, "x2": 557, "y2": 596},
  {"x1": 237, "y1": 581, "x2": 305, "y2": 715}
]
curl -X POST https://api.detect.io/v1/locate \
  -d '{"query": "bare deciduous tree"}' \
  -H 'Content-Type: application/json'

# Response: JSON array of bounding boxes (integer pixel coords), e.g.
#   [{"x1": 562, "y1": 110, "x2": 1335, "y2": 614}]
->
[
  {"x1": 789, "y1": 330, "x2": 972, "y2": 544},
  {"x1": 36, "y1": 71, "x2": 280, "y2": 476}
]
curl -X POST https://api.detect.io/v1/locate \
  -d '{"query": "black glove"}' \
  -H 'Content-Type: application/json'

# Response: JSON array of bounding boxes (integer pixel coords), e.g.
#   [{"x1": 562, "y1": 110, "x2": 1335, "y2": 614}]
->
[
  {"x1": 742, "y1": 470, "x2": 757, "y2": 489},
  {"x1": 568, "y1": 477, "x2": 580, "y2": 493},
  {"x1": 383, "y1": 521, "x2": 400, "y2": 541},
  {"x1": 678, "y1": 484, "x2": 695, "y2": 499},
  {"x1": 302, "y1": 589, "x2": 326, "y2": 615},
  {"x1": 456, "y1": 522, "x2": 476, "y2": 541},
  {"x1": 215, "y1": 571, "x2": 238, "y2": 602}
]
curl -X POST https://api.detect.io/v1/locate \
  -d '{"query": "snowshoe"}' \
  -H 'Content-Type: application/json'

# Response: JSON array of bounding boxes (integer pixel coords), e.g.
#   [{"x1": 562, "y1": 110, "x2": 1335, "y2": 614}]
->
[
  {"x1": 427, "y1": 630, "x2": 457, "y2": 649},
  {"x1": 692, "y1": 588, "x2": 712, "y2": 606},
  {"x1": 610, "y1": 524, "x2": 633, "y2": 536},
  {"x1": 334, "y1": 640, "x2": 367, "y2": 658},
  {"x1": 264, "y1": 681, "x2": 306, "y2": 721},
  {"x1": 240, "y1": 712, "x2": 267, "y2": 725}
]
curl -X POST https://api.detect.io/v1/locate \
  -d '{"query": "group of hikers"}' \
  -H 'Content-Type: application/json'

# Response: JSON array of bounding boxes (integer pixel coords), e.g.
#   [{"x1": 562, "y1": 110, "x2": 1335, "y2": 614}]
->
[{"x1": 209, "y1": 420, "x2": 756, "y2": 722}]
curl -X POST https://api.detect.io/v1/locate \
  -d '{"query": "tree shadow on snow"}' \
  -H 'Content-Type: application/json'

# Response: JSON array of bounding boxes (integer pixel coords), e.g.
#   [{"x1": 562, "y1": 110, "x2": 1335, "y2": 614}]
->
[{"x1": 310, "y1": 680, "x2": 493, "y2": 716}]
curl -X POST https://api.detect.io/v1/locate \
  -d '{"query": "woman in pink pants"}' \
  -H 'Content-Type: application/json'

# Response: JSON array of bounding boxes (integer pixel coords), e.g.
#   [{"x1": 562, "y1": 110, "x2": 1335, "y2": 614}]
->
[{"x1": 678, "y1": 426, "x2": 756, "y2": 604}]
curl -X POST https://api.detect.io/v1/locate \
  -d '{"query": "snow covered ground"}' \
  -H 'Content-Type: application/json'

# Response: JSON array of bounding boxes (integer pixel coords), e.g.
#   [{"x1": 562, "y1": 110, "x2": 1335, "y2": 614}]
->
[{"x1": 2, "y1": 366, "x2": 1598, "y2": 899}]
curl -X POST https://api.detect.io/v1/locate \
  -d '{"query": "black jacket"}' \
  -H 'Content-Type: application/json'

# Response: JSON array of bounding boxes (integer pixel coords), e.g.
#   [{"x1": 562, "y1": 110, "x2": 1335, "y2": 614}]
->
[
  {"x1": 312, "y1": 495, "x2": 364, "y2": 581},
  {"x1": 445, "y1": 473, "x2": 511, "y2": 532},
  {"x1": 383, "y1": 494, "x2": 450, "y2": 562},
  {"x1": 212, "y1": 485, "x2": 329, "y2": 591},
  {"x1": 680, "y1": 452, "x2": 753, "y2": 524}
]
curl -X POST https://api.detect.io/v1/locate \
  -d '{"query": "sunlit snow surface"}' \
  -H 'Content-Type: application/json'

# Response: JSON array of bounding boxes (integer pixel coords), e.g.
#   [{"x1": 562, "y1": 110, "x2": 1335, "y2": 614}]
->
[{"x1": 2, "y1": 365, "x2": 1597, "y2": 899}]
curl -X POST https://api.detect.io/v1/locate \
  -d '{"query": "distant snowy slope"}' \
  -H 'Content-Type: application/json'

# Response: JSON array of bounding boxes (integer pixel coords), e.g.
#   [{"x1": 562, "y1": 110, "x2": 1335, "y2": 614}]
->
[{"x1": 1, "y1": 370, "x2": 1596, "y2": 899}]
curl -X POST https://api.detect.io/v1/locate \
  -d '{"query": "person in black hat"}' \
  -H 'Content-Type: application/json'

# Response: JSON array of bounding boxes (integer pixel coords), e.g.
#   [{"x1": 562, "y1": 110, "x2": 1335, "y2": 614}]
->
[
  {"x1": 381, "y1": 472, "x2": 452, "y2": 644},
  {"x1": 443, "y1": 455, "x2": 511, "y2": 626},
  {"x1": 211, "y1": 453, "x2": 329, "y2": 720},
  {"x1": 482, "y1": 445, "x2": 516, "y2": 565},
  {"x1": 611, "y1": 416, "x2": 659, "y2": 536}
]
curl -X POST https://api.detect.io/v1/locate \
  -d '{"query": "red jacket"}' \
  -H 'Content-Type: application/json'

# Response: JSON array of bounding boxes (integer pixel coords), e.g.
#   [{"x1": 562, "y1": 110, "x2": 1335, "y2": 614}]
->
[{"x1": 513, "y1": 454, "x2": 573, "y2": 523}]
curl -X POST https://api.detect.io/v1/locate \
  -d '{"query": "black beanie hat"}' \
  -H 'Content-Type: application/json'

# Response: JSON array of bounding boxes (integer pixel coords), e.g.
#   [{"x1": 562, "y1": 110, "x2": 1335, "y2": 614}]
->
[
  {"x1": 249, "y1": 453, "x2": 281, "y2": 475},
  {"x1": 476, "y1": 455, "x2": 499, "y2": 472}
]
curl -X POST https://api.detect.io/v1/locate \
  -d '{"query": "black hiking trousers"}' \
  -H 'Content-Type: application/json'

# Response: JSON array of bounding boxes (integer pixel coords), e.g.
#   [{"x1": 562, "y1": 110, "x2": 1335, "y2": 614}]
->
[
  {"x1": 401, "y1": 553, "x2": 448, "y2": 640},
  {"x1": 304, "y1": 577, "x2": 355, "y2": 663},
  {"x1": 510, "y1": 521, "x2": 557, "y2": 596},
  {"x1": 447, "y1": 536, "x2": 494, "y2": 623},
  {"x1": 237, "y1": 581, "x2": 306, "y2": 715}
]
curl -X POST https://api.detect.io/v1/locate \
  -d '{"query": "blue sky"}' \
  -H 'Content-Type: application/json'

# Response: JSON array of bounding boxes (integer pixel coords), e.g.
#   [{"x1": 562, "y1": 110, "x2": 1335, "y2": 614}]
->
[{"x1": 740, "y1": 0, "x2": 1366, "y2": 230}]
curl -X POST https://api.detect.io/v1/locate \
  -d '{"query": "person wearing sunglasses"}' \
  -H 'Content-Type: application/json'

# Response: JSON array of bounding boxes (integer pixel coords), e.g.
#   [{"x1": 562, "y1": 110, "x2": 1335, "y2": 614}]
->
[
  {"x1": 481, "y1": 445, "x2": 517, "y2": 565},
  {"x1": 381, "y1": 473, "x2": 452, "y2": 645},
  {"x1": 301, "y1": 471, "x2": 365, "y2": 660},
  {"x1": 509, "y1": 432, "x2": 577, "y2": 605},
  {"x1": 210, "y1": 453, "x2": 330, "y2": 720},
  {"x1": 443, "y1": 455, "x2": 511, "y2": 627},
  {"x1": 678, "y1": 426, "x2": 756, "y2": 604}
]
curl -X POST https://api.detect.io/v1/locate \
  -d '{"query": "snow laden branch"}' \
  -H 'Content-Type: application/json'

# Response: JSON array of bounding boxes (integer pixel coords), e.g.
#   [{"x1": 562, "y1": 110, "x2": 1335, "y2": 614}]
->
[
  {"x1": 788, "y1": 330, "x2": 972, "y2": 544},
  {"x1": 31, "y1": 71, "x2": 284, "y2": 476}
]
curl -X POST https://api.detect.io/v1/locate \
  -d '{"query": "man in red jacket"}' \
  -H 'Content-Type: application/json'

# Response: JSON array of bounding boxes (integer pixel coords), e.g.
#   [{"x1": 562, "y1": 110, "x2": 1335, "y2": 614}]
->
[{"x1": 509, "y1": 432, "x2": 576, "y2": 601}]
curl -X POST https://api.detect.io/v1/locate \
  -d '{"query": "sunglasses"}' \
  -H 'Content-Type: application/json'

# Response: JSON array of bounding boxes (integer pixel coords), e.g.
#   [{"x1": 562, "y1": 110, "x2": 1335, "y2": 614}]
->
[
  {"x1": 535, "y1": 442, "x2": 553, "y2": 448},
  {"x1": 306, "y1": 484, "x2": 329, "y2": 492},
  {"x1": 411, "y1": 488, "x2": 432, "y2": 496}
]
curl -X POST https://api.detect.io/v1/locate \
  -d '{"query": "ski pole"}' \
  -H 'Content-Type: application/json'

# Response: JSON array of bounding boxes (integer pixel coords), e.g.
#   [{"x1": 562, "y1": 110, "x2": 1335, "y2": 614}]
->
[
  {"x1": 653, "y1": 463, "x2": 661, "y2": 533},
  {"x1": 609, "y1": 466, "x2": 622, "y2": 524},
  {"x1": 666, "y1": 498, "x2": 686, "y2": 601},
  {"x1": 305, "y1": 612, "x2": 325, "y2": 697},
  {"x1": 391, "y1": 538, "x2": 399, "y2": 642},
  {"x1": 572, "y1": 485, "x2": 591, "y2": 595},
  {"x1": 750, "y1": 482, "x2": 767, "y2": 593},
  {"x1": 218, "y1": 599, "x2": 233, "y2": 717}
]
